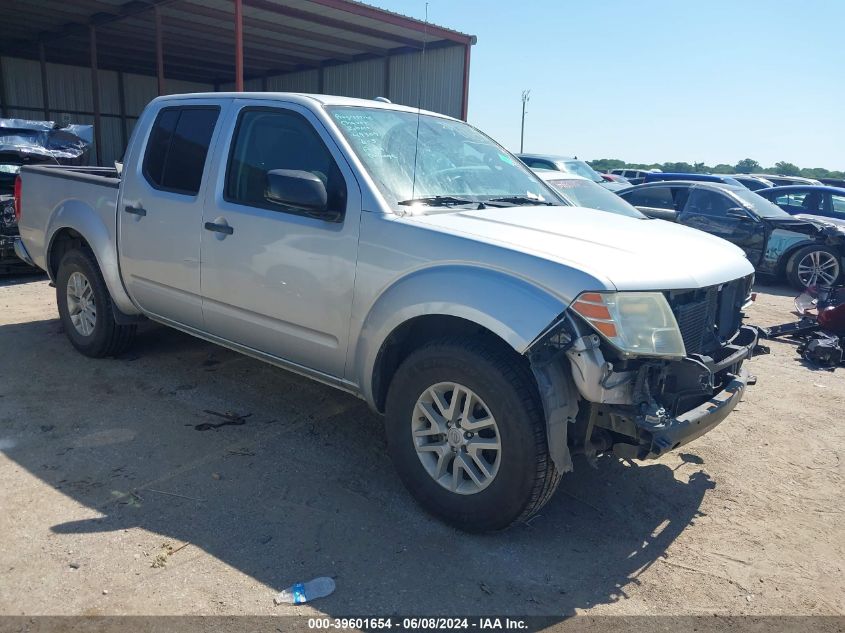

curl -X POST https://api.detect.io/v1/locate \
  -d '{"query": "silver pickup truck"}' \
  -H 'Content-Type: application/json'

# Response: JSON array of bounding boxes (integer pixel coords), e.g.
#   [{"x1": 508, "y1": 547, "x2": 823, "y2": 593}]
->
[{"x1": 15, "y1": 93, "x2": 758, "y2": 531}]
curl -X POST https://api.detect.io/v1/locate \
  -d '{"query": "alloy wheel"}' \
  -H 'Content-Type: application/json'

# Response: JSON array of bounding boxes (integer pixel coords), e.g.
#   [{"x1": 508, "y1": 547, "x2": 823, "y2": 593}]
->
[
  {"x1": 66, "y1": 271, "x2": 97, "y2": 336},
  {"x1": 411, "y1": 382, "x2": 502, "y2": 495},
  {"x1": 797, "y1": 250, "x2": 840, "y2": 287}
]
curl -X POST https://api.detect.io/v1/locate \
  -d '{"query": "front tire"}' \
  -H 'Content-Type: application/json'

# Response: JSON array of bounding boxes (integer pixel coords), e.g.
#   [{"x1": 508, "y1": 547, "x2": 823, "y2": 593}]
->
[
  {"x1": 56, "y1": 248, "x2": 136, "y2": 357},
  {"x1": 385, "y1": 336, "x2": 561, "y2": 532},
  {"x1": 786, "y1": 245, "x2": 841, "y2": 289}
]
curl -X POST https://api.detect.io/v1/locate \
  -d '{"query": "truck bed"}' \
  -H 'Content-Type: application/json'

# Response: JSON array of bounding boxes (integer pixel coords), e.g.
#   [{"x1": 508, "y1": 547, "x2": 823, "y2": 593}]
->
[{"x1": 17, "y1": 164, "x2": 121, "y2": 274}]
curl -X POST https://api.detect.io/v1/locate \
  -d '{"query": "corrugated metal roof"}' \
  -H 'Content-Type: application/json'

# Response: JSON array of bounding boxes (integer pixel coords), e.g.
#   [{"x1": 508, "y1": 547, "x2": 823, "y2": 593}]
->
[{"x1": 0, "y1": 0, "x2": 475, "y2": 85}]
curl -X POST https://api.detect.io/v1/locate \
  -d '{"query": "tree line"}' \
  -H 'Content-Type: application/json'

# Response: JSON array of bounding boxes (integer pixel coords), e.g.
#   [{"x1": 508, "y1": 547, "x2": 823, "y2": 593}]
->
[{"x1": 587, "y1": 157, "x2": 844, "y2": 180}]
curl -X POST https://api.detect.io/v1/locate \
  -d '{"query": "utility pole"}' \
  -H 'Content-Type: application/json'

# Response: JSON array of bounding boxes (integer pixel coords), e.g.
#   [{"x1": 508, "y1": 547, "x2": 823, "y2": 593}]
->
[{"x1": 520, "y1": 89, "x2": 531, "y2": 153}]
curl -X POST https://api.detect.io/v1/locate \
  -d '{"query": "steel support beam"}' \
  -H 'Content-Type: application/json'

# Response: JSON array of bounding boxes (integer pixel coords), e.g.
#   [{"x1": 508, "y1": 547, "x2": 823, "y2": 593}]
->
[
  {"x1": 39, "y1": 42, "x2": 50, "y2": 119},
  {"x1": 0, "y1": 56, "x2": 7, "y2": 117},
  {"x1": 90, "y1": 25, "x2": 102, "y2": 165},
  {"x1": 154, "y1": 6, "x2": 165, "y2": 95},
  {"x1": 461, "y1": 44, "x2": 471, "y2": 121},
  {"x1": 117, "y1": 70, "x2": 128, "y2": 149},
  {"x1": 234, "y1": 0, "x2": 244, "y2": 92}
]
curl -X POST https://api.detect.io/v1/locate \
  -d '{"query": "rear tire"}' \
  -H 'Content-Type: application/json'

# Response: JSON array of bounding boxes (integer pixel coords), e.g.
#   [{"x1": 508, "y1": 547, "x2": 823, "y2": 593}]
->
[
  {"x1": 384, "y1": 336, "x2": 561, "y2": 532},
  {"x1": 786, "y1": 245, "x2": 841, "y2": 289},
  {"x1": 56, "y1": 248, "x2": 136, "y2": 358}
]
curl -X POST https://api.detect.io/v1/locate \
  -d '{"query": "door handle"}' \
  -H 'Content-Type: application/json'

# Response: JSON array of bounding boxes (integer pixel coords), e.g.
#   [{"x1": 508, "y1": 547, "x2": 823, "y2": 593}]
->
[
  {"x1": 124, "y1": 205, "x2": 147, "y2": 217},
  {"x1": 204, "y1": 221, "x2": 234, "y2": 235}
]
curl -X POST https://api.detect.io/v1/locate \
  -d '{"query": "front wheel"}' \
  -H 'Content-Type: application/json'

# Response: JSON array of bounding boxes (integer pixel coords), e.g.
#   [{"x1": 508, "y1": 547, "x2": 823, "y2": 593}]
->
[
  {"x1": 384, "y1": 337, "x2": 561, "y2": 532},
  {"x1": 56, "y1": 248, "x2": 136, "y2": 357},
  {"x1": 786, "y1": 245, "x2": 841, "y2": 289}
]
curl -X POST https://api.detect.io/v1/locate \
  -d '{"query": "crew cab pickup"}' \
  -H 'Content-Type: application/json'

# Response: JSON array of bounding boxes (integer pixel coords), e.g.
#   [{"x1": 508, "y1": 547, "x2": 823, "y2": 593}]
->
[{"x1": 15, "y1": 93, "x2": 759, "y2": 531}]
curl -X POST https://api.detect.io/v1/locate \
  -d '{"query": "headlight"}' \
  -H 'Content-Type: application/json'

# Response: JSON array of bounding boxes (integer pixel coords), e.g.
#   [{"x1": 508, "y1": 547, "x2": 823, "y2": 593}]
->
[{"x1": 570, "y1": 291, "x2": 686, "y2": 358}]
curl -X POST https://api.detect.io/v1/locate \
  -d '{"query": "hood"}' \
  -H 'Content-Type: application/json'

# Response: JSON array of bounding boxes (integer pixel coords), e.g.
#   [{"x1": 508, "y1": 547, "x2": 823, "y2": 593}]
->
[
  {"x1": 402, "y1": 205, "x2": 754, "y2": 291},
  {"x1": 794, "y1": 213, "x2": 845, "y2": 231}
]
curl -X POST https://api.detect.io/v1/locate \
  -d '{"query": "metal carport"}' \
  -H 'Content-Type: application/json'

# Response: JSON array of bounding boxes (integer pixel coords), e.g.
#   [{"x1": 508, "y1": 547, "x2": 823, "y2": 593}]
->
[{"x1": 0, "y1": 0, "x2": 475, "y2": 165}]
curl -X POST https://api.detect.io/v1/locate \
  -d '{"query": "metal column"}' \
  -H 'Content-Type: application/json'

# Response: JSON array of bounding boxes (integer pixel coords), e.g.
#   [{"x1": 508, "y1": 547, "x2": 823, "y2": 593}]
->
[
  {"x1": 90, "y1": 25, "x2": 102, "y2": 165},
  {"x1": 39, "y1": 42, "x2": 50, "y2": 119},
  {"x1": 155, "y1": 6, "x2": 165, "y2": 95},
  {"x1": 234, "y1": 0, "x2": 244, "y2": 91}
]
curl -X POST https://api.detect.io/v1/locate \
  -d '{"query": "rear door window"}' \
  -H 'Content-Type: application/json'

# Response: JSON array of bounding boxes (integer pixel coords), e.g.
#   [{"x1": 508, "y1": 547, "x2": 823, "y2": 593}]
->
[
  {"x1": 143, "y1": 106, "x2": 219, "y2": 196},
  {"x1": 830, "y1": 194, "x2": 845, "y2": 216},
  {"x1": 685, "y1": 188, "x2": 734, "y2": 217},
  {"x1": 622, "y1": 186, "x2": 675, "y2": 209}
]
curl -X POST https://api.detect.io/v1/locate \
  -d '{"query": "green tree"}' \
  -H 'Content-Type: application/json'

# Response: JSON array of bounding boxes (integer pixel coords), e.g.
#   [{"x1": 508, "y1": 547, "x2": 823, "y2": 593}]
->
[
  {"x1": 734, "y1": 158, "x2": 761, "y2": 174},
  {"x1": 661, "y1": 162, "x2": 694, "y2": 173},
  {"x1": 800, "y1": 167, "x2": 830, "y2": 179},
  {"x1": 712, "y1": 164, "x2": 734, "y2": 174},
  {"x1": 587, "y1": 158, "x2": 626, "y2": 172},
  {"x1": 773, "y1": 161, "x2": 801, "y2": 176}
]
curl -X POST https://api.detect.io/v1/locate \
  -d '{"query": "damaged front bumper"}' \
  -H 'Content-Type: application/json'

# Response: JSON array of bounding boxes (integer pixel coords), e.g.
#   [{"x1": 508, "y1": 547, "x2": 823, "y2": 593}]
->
[
  {"x1": 614, "y1": 367, "x2": 749, "y2": 460},
  {"x1": 597, "y1": 324, "x2": 759, "y2": 460},
  {"x1": 529, "y1": 315, "x2": 759, "y2": 470}
]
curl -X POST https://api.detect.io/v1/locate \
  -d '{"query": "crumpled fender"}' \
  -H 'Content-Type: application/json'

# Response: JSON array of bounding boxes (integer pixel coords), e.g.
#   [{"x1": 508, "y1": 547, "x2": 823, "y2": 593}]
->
[{"x1": 350, "y1": 264, "x2": 568, "y2": 407}]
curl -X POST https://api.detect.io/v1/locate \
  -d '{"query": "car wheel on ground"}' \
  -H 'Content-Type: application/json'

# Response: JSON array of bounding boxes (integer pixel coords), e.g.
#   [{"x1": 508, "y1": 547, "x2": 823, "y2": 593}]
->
[
  {"x1": 384, "y1": 336, "x2": 561, "y2": 532},
  {"x1": 56, "y1": 248, "x2": 136, "y2": 357},
  {"x1": 786, "y1": 245, "x2": 842, "y2": 289}
]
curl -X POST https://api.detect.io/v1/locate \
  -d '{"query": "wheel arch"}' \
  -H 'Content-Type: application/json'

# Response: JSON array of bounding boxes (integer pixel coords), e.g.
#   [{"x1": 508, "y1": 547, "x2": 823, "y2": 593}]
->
[
  {"x1": 351, "y1": 265, "x2": 568, "y2": 412},
  {"x1": 45, "y1": 201, "x2": 138, "y2": 315}
]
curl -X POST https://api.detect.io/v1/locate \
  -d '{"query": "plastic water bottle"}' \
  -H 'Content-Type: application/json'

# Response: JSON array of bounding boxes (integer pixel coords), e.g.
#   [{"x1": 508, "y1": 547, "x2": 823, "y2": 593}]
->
[{"x1": 274, "y1": 576, "x2": 336, "y2": 605}]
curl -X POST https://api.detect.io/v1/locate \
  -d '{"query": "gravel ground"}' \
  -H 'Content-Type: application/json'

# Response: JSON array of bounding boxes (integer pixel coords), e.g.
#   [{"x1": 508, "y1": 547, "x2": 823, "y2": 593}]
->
[{"x1": 0, "y1": 276, "x2": 842, "y2": 618}]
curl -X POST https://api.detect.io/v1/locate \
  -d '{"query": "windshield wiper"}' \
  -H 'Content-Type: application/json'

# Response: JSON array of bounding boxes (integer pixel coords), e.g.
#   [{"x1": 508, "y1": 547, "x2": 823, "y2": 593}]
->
[
  {"x1": 398, "y1": 195, "x2": 482, "y2": 207},
  {"x1": 484, "y1": 196, "x2": 554, "y2": 206}
]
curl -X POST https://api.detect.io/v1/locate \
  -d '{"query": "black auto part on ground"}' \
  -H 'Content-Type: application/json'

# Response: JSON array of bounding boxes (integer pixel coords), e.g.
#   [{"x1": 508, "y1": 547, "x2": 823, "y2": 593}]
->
[
  {"x1": 0, "y1": 119, "x2": 93, "y2": 273},
  {"x1": 760, "y1": 285, "x2": 845, "y2": 368}
]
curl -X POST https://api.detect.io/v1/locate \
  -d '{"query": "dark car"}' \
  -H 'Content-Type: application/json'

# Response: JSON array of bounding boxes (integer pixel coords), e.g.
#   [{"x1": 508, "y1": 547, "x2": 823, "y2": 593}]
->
[
  {"x1": 819, "y1": 177, "x2": 845, "y2": 188},
  {"x1": 0, "y1": 118, "x2": 93, "y2": 273},
  {"x1": 750, "y1": 174, "x2": 822, "y2": 187},
  {"x1": 618, "y1": 181, "x2": 845, "y2": 288},
  {"x1": 643, "y1": 172, "x2": 743, "y2": 186},
  {"x1": 756, "y1": 185, "x2": 845, "y2": 227},
  {"x1": 729, "y1": 174, "x2": 774, "y2": 191}
]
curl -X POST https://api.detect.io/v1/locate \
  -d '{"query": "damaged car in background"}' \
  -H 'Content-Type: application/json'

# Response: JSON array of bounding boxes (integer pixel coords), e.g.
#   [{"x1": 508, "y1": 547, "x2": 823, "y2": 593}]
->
[
  {"x1": 0, "y1": 118, "x2": 92, "y2": 274},
  {"x1": 618, "y1": 181, "x2": 845, "y2": 289},
  {"x1": 17, "y1": 93, "x2": 760, "y2": 531}
]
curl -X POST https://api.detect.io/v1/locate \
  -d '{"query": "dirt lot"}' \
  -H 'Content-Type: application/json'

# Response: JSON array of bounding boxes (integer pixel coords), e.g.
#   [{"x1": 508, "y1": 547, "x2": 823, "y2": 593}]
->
[{"x1": 0, "y1": 275, "x2": 842, "y2": 618}]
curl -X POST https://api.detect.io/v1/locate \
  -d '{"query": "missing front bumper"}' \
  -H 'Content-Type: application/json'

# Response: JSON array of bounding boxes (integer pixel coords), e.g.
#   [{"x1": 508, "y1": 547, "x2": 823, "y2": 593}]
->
[{"x1": 607, "y1": 325, "x2": 758, "y2": 460}]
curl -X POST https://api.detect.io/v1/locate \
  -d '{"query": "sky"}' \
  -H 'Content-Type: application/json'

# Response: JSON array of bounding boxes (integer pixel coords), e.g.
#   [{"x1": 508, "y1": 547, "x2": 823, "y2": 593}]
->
[{"x1": 366, "y1": 0, "x2": 845, "y2": 170}]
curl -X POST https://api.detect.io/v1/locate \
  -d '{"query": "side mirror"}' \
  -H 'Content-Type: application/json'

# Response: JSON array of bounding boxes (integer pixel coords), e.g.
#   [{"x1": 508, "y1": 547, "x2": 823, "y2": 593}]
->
[
  {"x1": 726, "y1": 207, "x2": 751, "y2": 220},
  {"x1": 266, "y1": 169, "x2": 338, "y2": 220}
]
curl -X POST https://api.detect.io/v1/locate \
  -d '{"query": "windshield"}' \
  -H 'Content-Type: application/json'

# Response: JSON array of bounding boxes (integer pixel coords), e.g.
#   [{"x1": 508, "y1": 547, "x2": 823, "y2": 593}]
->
[
  {"x1": 544, "y1": 177, "x2": 646, "y2": 218},
  {"x1": 732, "y1": 188, "x2": 792, "y2": 218},
  {"x1": 327, "y1": 107, "x2": 558, "y2": 208},
  {"x1": 556, "y1": 160, "x2": 605, "y2": 183}
]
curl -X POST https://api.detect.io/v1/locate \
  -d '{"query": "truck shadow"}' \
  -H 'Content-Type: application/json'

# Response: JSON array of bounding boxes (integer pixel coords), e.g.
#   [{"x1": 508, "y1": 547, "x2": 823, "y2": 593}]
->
[{"x1": 1, "y1": 319, "x2": 715, "y2": 617}]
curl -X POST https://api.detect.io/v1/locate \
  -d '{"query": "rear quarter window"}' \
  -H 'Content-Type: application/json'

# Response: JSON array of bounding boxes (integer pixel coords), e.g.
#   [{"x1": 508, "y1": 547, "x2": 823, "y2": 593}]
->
[{"x1": 142, "y1": 106, "x2": 219, "y2": 196}]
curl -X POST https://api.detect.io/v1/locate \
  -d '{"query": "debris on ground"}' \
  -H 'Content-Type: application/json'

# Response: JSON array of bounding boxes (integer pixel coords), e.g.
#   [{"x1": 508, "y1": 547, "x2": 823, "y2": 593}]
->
[
  {"x1": 274, "y1": 577, "x2": 336, "y2": 605},
  {"x1": 192, "y1": 410, "x2": 252, "y2": 431},
  {"x1": 150, "y1": 541, "x2": 190, "y2": 569}
]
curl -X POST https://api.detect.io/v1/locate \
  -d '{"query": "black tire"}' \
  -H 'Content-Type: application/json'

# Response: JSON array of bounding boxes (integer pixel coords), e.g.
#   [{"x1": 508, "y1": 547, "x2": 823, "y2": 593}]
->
[
  {"x1": 786, "y1": 244, "x2": 842, "y2": 290},
  {"x1": 384, "y1": 336, "x2": 561, "y2": 532},
  {"x1": 56, "y1": 248, "x2": 136, "y2": 357}
]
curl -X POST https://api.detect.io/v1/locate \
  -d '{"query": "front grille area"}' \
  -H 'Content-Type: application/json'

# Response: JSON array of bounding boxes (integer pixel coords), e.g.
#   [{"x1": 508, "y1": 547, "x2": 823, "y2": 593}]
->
[{"x1": 666, "y1": 275, "x2": 752, "y2": 356}]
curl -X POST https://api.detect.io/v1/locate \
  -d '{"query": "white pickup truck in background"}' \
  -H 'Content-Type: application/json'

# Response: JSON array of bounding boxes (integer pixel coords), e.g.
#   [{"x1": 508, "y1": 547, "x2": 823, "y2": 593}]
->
[{"x1": 14, "y1": 93, "x2": 759, "y2": 531}]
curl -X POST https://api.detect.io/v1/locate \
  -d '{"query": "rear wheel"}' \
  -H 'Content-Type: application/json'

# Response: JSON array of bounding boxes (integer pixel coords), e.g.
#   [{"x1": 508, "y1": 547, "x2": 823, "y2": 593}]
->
[
  {"x1": 787, "y1": 245, "x2": 841, "y2": 289},
  {"x1": 56, "y1": 248, "x2": 136, "y2": 357},
  {"x1": 384, "y1": 336, "x2": 561, "y2": 532}
]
